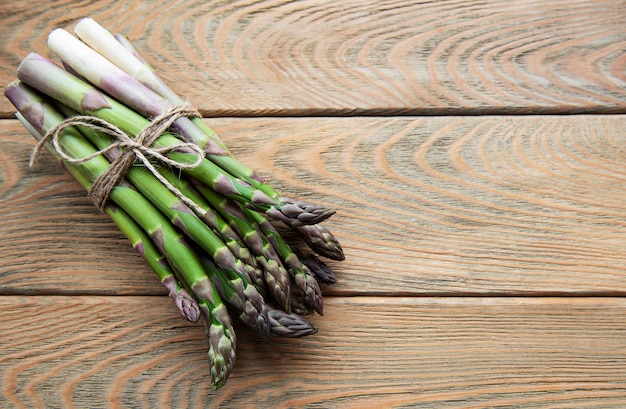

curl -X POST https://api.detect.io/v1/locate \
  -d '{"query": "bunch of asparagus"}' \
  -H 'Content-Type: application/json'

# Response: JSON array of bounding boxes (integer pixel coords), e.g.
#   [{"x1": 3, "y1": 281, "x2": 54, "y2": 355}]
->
[{"x1": 5, "y1": 18, "x2": 343, "y2": 389}]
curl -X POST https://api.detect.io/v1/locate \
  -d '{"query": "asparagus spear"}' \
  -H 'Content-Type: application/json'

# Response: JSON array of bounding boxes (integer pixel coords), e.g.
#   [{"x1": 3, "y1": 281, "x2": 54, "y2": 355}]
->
[
  {"x1": 47, "y1": 26, "x2": 335, "y2": 226},
  {"x1": 18, "y1": 52, "x2": 331, "y2": 228},
  {"x1": 109, "y1": 33, "x2": 341, "y2": 260},
  {"x1": 246, "y1": 209, "x2": 324, "y2": 315},
  {"x1": 193, "y1": 183, "x2": 293, "y2": 312},
  {"x1": 195, "y1": 251, "x2": 270, "y2": 340},
  {"x1": 111, "y1": 205, "x2": 202, "y2": 323},
  {"x1": 16, "y1": 110, "x2": 201, "y2": 322},
  {"x1": 66, "y1": 19, "x2": 344, "y2": 260},
  {"x1": 290, "y1": 223, "x2": 345, "y2": 261},
  {"x1": 267, "y1": 307, "x2": 318, "y2": 338},
  {"x1": 6, "y1": 81, "x2": 236, "y2": 388},
  {"x1": 52, "y1": 102, "x2": 258, "y2": 294},
  {"x1": 297, "y1": 251, "x2": 337, "y2": 285}
]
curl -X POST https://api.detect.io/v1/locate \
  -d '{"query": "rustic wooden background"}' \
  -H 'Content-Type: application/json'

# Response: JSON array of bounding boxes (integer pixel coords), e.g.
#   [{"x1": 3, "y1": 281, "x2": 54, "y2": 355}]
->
[{"x1": 1, "y1": 0, "x2": 626, "y2": 407}]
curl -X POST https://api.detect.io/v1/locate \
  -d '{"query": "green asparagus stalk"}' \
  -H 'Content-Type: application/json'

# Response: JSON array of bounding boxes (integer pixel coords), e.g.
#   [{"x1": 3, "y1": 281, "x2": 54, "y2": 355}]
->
[
  {"x1": 52, "y1": 103, "x2": 258, "y2": 296},
  {"x1": 59, "y1": 101, "x2": 263, "y2": 283},
  {"x1": 87, "y1": 20, "x2": 340, "y2": 251},
  {"x1": 195, "y1": 251, "x2": 270, "y2": 340},
  {"x1": 57, "y1": 91, "x2": 273, "y2": 340},
  {"x1": 46, "y1": 26, "x2": 335, "y2": 227},
  {"x1": 17, "y1": 52, "x2": 332, "y2": 228},
  {"x1": 110, "y1": 205, "x2": 202, "y2": 323},
  {"x1": 246, "y1": 209, "x2": 324, "y2": 315},
  {"x1": 194, "y1": 183, "x2": 293, "y2": 312},
  {"x1": 6, "y1": 81, "x2": 236, "y2": 388},
  {"x1": 16, "y1": 110, "x2": 201, "y2": 322}
]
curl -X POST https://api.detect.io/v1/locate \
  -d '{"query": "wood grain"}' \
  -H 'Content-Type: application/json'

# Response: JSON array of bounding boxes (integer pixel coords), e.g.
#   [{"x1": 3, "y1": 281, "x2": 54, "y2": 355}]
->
[
  {"x1": 2, "y1": 2, "x2": 625, "y2": 407},
  {"x1": 1, "y1": 296, "x2": 626, "y2": 408},
  {"x1": 2, "y1": 115, "x2": 626, "y2": 296},
  {"x1": 1, "y1": 0, "x2": 625, "y2": 117}
]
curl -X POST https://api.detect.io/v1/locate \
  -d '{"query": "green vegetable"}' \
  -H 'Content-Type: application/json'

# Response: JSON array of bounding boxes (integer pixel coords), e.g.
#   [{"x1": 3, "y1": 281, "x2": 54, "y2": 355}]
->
[
  {"x1": 16, "y1": 109, "x2": 202, "y2": 323},
  {"x1": 7, "y1": 82, "x2": 236, "y2": 388},
  {"x1": 5, "y1": 18, "x2": 343, "y2": 389}
]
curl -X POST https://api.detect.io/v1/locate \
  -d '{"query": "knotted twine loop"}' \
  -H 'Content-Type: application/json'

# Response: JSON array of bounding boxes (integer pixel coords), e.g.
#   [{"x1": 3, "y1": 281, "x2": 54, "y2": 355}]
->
[{"x1": 31, "y1": 103, "x2": 205, "y2": 211}]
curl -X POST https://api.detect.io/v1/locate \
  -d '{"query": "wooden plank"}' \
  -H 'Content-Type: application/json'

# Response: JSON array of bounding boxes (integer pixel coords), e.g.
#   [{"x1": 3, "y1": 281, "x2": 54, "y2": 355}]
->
[
  {"x1": 1, "y1": 0, "x2": 625, "y2": 117},
  {"x1": 2, "y1": 115, "x2": 626, "y2": 296},
  {"x1": 1, "y1": 296, "x2": 626, "y2": 408}
]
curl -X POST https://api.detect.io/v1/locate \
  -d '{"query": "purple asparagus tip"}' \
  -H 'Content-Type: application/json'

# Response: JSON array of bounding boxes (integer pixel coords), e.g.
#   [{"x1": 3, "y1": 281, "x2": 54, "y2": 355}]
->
[
  {"x1": 174, "y1": 289, "x2": 201, "y2": 323},
  {"x1": 268, "y1": 308, "x2": 318, "y2": 338}
]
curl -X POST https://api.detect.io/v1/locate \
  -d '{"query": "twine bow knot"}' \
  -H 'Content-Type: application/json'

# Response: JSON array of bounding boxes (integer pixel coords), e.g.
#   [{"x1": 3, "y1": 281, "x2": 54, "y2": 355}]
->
[{"x1": 31, "y1": 103, "x2": 204, "y2": 210}]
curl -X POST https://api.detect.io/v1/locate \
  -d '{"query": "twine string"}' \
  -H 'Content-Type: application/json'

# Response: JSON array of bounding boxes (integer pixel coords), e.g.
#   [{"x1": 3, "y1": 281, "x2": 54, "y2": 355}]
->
[{"x1": 31, "y1": 103, "x2": 207, "y2": 211}]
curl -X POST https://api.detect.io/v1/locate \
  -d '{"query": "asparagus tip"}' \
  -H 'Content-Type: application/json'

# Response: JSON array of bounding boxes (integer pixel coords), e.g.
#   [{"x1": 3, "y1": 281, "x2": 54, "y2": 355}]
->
[
  {"x1": 172, "y1": 289, "x2": 201, "y2": 323},
  {"x1": 269, "y1": 308, "x2": 319, "y2": 338}
]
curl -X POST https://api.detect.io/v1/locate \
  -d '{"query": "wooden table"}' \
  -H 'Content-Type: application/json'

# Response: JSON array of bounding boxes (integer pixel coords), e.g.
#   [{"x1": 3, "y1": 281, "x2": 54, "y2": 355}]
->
[{"x1": 1, "y1": 1, "x2": 626, "y2": 407}]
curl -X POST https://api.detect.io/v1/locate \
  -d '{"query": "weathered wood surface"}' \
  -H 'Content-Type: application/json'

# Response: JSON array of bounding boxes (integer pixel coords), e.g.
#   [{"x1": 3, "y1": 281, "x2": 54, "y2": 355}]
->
[
  {"x1": 2, "y1": 115, "x2": 626, "y2": 296},
  {"x1": 2, "y1": 296, "x2": 626, "y2": 409},
  {"x1": 1, "y1": 0, "x2": 625, "y2": 117},
  {"x1": 2, "y1": 0, "x2": 626, "y2": 407}
]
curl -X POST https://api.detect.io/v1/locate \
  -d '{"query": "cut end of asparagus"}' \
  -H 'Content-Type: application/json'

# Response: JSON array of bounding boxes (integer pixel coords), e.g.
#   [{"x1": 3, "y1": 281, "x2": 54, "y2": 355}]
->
[{"x1": 4, "y1": 81, "x2": 45, "y2": 131}]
